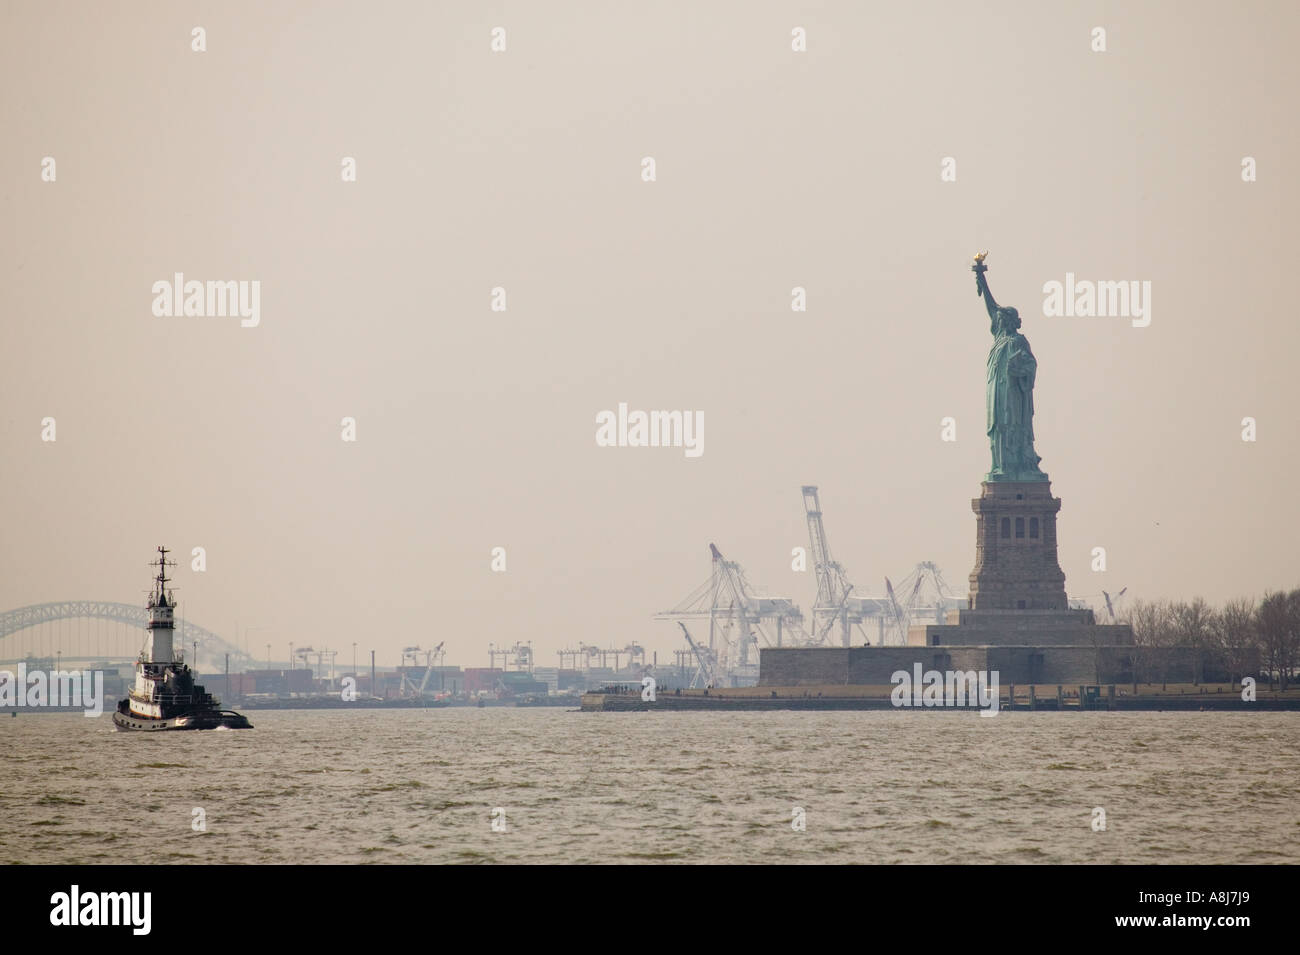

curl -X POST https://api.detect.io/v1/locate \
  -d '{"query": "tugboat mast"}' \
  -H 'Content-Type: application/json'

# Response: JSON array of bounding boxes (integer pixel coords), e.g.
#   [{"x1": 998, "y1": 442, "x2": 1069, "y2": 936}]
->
[
  {"x1": 150, "y1": 545, "x2": 175, "y2": 601},
  {"x1": 145, "y1": 545, "x2": 178, "y2": 663}
]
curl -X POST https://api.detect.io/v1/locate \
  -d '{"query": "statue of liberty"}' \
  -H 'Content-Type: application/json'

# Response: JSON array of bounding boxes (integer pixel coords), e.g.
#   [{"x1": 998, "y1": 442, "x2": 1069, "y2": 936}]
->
[{"x1": 972, "y1": 253, "x2": 1047, "y2": 482}]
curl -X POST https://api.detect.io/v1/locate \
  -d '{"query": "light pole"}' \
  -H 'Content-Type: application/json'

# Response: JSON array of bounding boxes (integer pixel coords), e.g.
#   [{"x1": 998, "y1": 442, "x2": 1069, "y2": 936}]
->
[{"x1": 352, "y1": 642, "x2": 357, "y2": 675}]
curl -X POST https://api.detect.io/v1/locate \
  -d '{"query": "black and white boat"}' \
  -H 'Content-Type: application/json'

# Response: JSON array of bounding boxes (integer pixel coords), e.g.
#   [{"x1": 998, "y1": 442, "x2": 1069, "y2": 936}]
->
[{"x1": 112, "y1": 546, "x2": 252, "y2": 731}]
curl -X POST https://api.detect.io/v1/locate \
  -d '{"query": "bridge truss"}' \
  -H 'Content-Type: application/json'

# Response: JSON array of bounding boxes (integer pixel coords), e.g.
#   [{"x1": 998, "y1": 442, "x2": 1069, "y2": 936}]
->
[{"x1": 0, "y1": 601, "x2": 254, "y2": 671}]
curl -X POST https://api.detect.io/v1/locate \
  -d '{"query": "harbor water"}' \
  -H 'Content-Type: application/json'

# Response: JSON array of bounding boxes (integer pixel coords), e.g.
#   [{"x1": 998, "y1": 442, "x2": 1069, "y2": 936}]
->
[{"x1": 4, "y1": 709, "x2": 1297, "y2": 864}]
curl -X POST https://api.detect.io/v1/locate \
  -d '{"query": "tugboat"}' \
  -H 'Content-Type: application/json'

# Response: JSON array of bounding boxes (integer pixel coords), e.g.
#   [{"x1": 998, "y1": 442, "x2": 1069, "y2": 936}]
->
[{"x1": 113, "y1": 546, "x2": 252, "y2": 731}]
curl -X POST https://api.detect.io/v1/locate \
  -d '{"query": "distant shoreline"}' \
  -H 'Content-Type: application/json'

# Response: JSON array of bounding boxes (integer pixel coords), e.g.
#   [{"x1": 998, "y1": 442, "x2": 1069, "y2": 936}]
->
[{"x1": 581, "y1": 683, "x2": 1300, "y2": 712}]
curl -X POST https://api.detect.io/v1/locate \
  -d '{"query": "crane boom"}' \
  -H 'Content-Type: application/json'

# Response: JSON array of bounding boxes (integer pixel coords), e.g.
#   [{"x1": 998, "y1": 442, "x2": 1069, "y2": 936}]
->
[
  {"x1": 802, "y1": 486, "x2": 838, "y2": 610},
  {"x1": 802, "y1": 486, "x2": 862, "y2": 646},
  {"x1": 885, "y1": 577, "x2": 910, "y2": 644},
  {"x1": 677, "y1": 622, "x2": 715, "y2": 688},
  {"x1": 417, "y1": 641, "x2": 446, "y2": 695}
]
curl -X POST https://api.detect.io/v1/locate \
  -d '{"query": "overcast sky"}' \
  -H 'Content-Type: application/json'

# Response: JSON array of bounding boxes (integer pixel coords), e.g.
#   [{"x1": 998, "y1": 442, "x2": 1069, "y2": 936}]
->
[{"x1": 3, "y1": 1, "x2": 1297, "y2": 668}]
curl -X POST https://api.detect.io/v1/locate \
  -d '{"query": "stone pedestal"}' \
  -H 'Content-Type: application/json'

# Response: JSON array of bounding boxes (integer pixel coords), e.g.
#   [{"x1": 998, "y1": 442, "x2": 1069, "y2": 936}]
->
[
  {"x1": 968, "y1": 481, "x2": 1068, "y2": 611},
  {"x1": 910, "y1": 607, "x2": 1127, "y2": 646}
]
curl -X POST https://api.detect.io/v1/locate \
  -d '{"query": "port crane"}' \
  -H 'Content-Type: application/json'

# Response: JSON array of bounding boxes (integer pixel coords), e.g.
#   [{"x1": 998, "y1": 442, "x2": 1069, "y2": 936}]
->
[
  {"x1": 578, "y1": 643, "x2": 635, "y2": 670},
  {"x1": 399, "y1": 645, "x2": 424, "y2": 696},
  {"x1": 802, "y1": 485, "x2": 866, "y2": 647},
  {"x1": 1102, "y1": 587, "x2": 1129, "y2": 623},
  {"x1": 677, "y1": 622, "x2": 716, "y2": 689},
  {"x1": 882, "y1": 562, "x2": 959, "y2": 645},
  {"x1": 487, "y1": 642, "x2": 533, "y2": 671},
  {"x1": 657, "y1": 542, "x2": 811, "y2": 684},
  {"x1": 295, "y1": 646, "x2": 328, "y2": 680},
  {"x1": 884, "y1": 578, "x2": 910, "y2": 644},
  {"x1": 1071, "y1": 587, "x2": 1129, "y2": 622},
  {"x1": 656, "y1": 491, "x2": 968, "y2": 677},
  {"x1": 416, "y1": 642, "x2": 446, "y2": 696},
  {"x1": 556, "y1": 647, "x2": 585, "y2": 669},
  {"x1": 595, "y1": 643, "x2": 646, "y2": 671}
]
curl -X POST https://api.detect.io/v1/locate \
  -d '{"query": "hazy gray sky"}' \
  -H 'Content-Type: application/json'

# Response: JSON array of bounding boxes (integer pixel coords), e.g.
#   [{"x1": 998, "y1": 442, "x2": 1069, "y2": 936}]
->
[{"x1": 3, "y1": 1, "x2": 1297, "y2": 668}]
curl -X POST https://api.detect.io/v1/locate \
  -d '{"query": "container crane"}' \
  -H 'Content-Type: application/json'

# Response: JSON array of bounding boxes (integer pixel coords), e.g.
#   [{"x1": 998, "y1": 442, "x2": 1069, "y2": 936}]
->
[
  {"x1": 656, "y1": 542, "x2": 810, "y2": 685},
  {"x1": 802, "y1": 485, "x2": 864, "y2": 646},
  {"x1": 417, "y1": 641, "x2": 446, "y2": 696},
  {"x1": 1102, "y1": 587, "x2": 1128, "y2": 622},
  {"x1": 677, "y1": 622, "x2": 716, "y2": 689},
  {"x1": 399, "y1": 645, "x2": 424, "y2": 695},
  {"x1": 881, "y1": 563, "x2": 961, "y2": 644}
]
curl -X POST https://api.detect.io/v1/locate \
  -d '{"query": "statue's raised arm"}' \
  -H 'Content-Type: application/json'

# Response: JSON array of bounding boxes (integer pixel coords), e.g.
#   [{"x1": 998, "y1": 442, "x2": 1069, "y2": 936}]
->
[{"x1": 972, "y1": 251, "x2": 999, "y2": 322}]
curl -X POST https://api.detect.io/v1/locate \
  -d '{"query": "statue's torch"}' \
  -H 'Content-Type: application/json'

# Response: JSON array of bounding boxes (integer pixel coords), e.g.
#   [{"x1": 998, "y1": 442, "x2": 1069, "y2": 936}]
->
[{"x1": 972, "y1": 250, "x2": 988, "y2": 294}]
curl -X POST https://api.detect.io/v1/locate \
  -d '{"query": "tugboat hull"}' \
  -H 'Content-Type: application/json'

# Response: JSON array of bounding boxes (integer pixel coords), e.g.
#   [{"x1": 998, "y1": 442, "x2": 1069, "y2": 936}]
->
[{"x1": 113, "y1": 701, "x2": 252, "y2": 731}]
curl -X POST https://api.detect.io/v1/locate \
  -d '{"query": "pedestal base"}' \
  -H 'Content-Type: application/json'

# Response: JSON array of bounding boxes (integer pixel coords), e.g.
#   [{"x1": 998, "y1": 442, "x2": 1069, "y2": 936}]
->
[
  {"x1": 908, "y1": 608, "x2": 1135, "y2": 648},
  {"x1": 968, "y1": 481, "x2": 1068, "y2": 611}
]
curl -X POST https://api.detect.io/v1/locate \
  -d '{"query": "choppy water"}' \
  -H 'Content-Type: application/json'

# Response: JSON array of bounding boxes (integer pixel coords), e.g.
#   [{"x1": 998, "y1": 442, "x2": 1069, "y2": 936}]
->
[{"x1": 3, "y1": 709, "x2": 1297, "y2": 864}]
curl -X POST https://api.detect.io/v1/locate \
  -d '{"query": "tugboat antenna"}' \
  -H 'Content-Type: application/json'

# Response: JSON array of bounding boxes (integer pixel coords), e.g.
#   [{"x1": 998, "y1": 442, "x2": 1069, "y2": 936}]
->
[{"x1": 150, "y1": 544, "x2": 176, "y2": 594}]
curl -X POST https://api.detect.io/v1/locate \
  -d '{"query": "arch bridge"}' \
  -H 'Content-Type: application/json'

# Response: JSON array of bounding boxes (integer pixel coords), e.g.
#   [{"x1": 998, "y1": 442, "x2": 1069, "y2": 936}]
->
[{"x1": 0, "y1": 601, "x2": 255, "y2": 671}]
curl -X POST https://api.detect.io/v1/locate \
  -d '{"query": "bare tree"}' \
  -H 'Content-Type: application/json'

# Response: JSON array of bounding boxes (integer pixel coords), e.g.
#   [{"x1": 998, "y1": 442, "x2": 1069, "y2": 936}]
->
[
  {"x1": 1171, "y1": 596, "x2": 1214, "y2": 685},
  {"x1": 1257, "y1": 591, "x2": 1292, "y2": 691},
  {"x1": 1128, "y1": 599, "x2": 1172, "y2": 692},
  {"x1": 1286, "y1": 589, "x2": 1300, "y2": 690},
  {"x1": 1120, "y1": 592, "x2": 1297, "y2": 693},
  {"x1": 1213, "y1": 596, "x2": 1258, "y2": 687}
]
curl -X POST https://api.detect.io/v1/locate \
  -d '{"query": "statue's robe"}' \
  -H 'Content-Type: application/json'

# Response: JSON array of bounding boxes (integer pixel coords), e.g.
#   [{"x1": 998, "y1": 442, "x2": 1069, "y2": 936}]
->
[{"x1": 985, "y1": 327, "x2": 1043, "y2": 480}]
